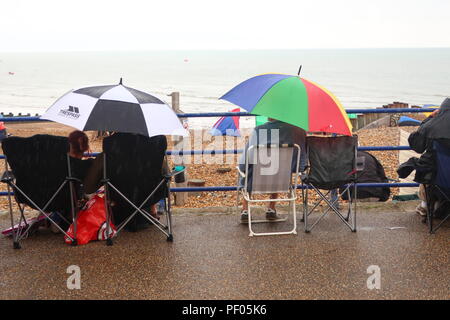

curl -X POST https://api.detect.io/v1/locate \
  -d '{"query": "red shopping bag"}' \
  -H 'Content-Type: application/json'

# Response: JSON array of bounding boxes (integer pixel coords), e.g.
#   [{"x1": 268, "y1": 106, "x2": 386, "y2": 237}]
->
[{"x1": 65, "y1": 194, "x2": 116, "y2": 245}]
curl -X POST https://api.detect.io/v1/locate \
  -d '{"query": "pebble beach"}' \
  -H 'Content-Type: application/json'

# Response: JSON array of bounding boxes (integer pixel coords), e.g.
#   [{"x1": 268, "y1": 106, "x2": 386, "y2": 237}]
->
[{"x1": 0, "y1": 118, "x2": 421, "y2": 213}]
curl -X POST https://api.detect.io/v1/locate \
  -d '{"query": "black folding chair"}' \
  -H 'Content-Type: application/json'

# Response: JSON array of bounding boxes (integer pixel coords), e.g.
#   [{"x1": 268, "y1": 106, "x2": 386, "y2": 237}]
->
[
  {"x1": 424, "y1": 141, "x2": 450, "y2": 233},
  {"x1": 101, "y1": 133, "x2": 184, "y2": 244},
  {"x1": 301, "y1": 135, "x2": 360, "y2": 232},
  {"x1": 1, "y1": 135, "x2": 81, "y2": 248}
]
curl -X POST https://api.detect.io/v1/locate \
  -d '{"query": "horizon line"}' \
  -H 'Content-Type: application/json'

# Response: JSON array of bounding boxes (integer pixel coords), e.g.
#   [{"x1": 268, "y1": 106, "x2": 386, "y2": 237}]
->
[{"x1": 1, "y1": 46, "x2": 450, "y2": 53}]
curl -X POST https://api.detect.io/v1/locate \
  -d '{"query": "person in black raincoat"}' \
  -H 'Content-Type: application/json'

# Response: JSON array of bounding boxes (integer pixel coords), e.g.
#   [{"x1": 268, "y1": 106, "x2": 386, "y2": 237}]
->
[
  {"x1": 408, "y1": 98, "x2": 450, "y2": 153},
  {"x1": 397, "y1": 97, "x2": 450, "y2": 216}
]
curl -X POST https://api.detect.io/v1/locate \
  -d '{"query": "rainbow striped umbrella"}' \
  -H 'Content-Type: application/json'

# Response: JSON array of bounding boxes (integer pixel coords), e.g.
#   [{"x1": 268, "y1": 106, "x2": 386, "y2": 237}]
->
[{"x1": 220, "y1": 73, "x2": 352, "y2": 136}]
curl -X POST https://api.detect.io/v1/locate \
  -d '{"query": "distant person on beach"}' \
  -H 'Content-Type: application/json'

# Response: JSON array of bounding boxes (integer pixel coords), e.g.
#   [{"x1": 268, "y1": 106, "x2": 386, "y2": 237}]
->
[
  {"x1": 397, "y1": 97, "x2": 450, "y2": 217},
  {"x1": 238, "y1": 118, "x2": 306, "y2": 223},
  {"x1": 0, "y1": 122, "x2": 8, "y2": 141}
]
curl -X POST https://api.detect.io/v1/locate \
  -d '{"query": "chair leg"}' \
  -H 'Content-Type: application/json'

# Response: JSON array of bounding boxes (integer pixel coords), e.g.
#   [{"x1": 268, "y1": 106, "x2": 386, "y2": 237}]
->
[
  {"x1": 428, "y1": 209, "x2": 434, "y2": 234},
  {"x1": 248, "y1": 205, "x2": 254, "y2": 237},
  {"x1": 292, "y1": 197, "x2": 297, "y2": 235},
  {"x1": 351, "y1": 184, "x2": 357, "y2": 232},
  {"x1": 166, "y1": 193, "x2": 174, "y2": 242},
  {"x1": 245, "y1": 197, "x2": 297, "y2": 236},
  {"x1": 304, "y1": 186, "x2": 310, "y2": 233},
  {"x1": 351, "y1": 198, "x2": 357, "y2": 233},
  {"x1": 104, "y1": 182, "x2": 115, "y2": 245},
  {"x1": 344, "y1": 188, "x2": 351, "y2": 222},
  {"x1": 430, "y1": 187, "x2": 450, "y2": 233},
  {"x1": 303, "y1": 184, "x2": 357, "y2": 232},
  {"x1": 6, "y1": 183, "x2": 20, "y2": 248},
  {"x1": 425, "y1": 186, "x2": 434, "y2": 234},
  {"x1": 300, "y1": 184, "x2": 305, "y2": 223},
  {"x1": 235, "y1": 188, "x2": 241, "y2": 216},
  {"x1": 68, "y1": 180, "x2": 78, "y2": 246},
  {"x1": 162, "y1": 198, "x2": 169, "y2": 230}
]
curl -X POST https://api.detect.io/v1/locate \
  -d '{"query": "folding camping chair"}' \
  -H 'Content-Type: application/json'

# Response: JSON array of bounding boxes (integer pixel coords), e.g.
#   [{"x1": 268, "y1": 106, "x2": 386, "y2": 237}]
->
[
  {"x1": 424, "y1": 141, "x2": 450, "y2": 233},
  {"x1": 301, "y1": 135, "x2": 360, "y2": 232},
  {"x1": 1, "y1": 135, "x2": 81, "y2": 248},
  {"x1": 101, "y1": 133, "x2": 184, "y2": 244},
  {"x1": 236, "y1": 143, "x2": 301, "y2": 237}
]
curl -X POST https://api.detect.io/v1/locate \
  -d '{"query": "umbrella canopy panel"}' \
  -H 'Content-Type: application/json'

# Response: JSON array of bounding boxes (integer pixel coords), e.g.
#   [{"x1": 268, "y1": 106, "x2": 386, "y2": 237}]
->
[
  {"x1": 41, "y1": 84, "x2": 188, "y2": 137},
  {"x1": 220, "y1": 74, "x2": 352, "y2": 136},
  {"x1": 210, "y1": 108, "x2": 241, "y2": 136},
  {"x1": 398, "y1": 116, "x2": 421, "y2": 127}
]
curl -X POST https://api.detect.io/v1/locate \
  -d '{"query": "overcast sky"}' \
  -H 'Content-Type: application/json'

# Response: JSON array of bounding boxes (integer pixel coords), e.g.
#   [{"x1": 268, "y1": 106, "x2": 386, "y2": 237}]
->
[{"x1": 1, "y1": 0, "x2": 449, "y2": 51}]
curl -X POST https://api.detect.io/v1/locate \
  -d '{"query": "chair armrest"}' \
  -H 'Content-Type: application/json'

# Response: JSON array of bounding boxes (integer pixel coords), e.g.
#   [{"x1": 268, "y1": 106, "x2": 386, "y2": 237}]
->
[
  {"x1": 66, "y1": 176, "x2": 82, "y2": 183},
  {"x1": 236, "y1": 166, "x2": 245, "y2": 178},
  {"x1": 1, "y1": 170, "x2": 14, "y2": 183},
  {"x1": 300, "y1": 172, "x2": 308, "y2": 181},
  {"x1": 164, "y1": 166, "x2": 186, "y2": 179}
]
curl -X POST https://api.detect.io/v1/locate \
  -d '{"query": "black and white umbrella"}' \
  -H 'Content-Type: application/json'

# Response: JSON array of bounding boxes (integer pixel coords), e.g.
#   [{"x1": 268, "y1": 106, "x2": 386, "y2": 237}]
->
[{"x1": 41, "y1": 80, "x2": 189, "y2": 137}]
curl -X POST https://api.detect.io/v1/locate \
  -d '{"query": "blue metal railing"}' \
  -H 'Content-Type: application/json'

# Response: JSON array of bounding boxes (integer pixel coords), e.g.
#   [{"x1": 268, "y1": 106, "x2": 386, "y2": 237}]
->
[
  {"x1": 0, "y1": 107, "x2": 438, "y2": 123},
  {"x1": 0, "y1": 146, "x2": 416, "y2": 160},
  {"x1": 0, "y1": 183, "x2": 420, "y2": 196},
  {"x1": 169, "y1": 183, "x2": 420, "y2": 193},
  {"x1": 178, "y1": 108, "x2": 437, "y2": 118},
  {"x1": 0, "y1": 107, "x2": 428, "y2": 196}
]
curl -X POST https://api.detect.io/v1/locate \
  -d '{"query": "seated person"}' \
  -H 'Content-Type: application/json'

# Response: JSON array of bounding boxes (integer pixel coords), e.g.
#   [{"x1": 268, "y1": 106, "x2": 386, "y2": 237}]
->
[
  {"x1": 81, "y1": 133, "x2": 169, "y2": 222},
  {"x1": 102, "y1": 132, "x2": 169, "y2": 231},
  {"x1": 48, "y1": 130, "x2": 97, "y2": 232},
  {"x1": 238, "y1": 118, "x2": 306, "y2": 223},
  {"x1": 67, "y1": 130, "x2": 95, "y2": 176},
  {"x1": 398, "y1": 97, "x2": 450, "y2": 217}
]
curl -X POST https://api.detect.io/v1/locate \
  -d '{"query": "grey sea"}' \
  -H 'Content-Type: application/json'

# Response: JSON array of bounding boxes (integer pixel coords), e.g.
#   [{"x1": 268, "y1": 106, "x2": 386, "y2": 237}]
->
[{"x1": 0, "y1": 48, "x2": 449, "y2": 128}]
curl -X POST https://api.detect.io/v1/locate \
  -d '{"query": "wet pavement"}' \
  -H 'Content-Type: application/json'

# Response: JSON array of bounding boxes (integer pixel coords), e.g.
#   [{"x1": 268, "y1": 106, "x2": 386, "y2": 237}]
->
[{"x1": 0, "y1": 205, "x2": 448, "y2": 300}]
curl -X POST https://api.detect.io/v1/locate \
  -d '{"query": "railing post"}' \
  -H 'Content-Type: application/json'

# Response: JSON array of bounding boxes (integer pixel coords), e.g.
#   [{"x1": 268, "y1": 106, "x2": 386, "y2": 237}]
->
[
  {"x1": 169, "y1": 92, "x2": 188, "y2": 206},
  {"x1": 357, "y1": 114, "x2": 365, "y2": 130},
  {"x1": 350, "y1": 118, "x2": 358, "y2": 131}
]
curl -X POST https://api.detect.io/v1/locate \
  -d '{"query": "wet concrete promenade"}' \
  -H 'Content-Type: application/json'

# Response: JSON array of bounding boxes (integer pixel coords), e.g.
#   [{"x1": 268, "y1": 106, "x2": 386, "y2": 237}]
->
[{"x1": 0, "y1": 204, "x2": 448, "y2": 300}]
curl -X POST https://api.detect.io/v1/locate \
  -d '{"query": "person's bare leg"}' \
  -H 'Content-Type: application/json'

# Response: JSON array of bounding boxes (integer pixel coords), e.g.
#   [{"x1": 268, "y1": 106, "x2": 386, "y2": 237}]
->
[
  {"x1": 240, "y1": 198, "x2": 249, "y2": 222},
  {"x1": 268, "y1": 193, "x2": 278, "y2": 210},
  {"x1": 265, "y1": 193, "x2": 280, "y2": 220},
  {"x1": 150, "y1": 204, "x2": 160, "y2": 220},
  {"x1": 242, "y1": 198, "x2": 249, "y2": 211},
  {"x1": 416, "y1": 184, "x2": 428, "y2": 216}
]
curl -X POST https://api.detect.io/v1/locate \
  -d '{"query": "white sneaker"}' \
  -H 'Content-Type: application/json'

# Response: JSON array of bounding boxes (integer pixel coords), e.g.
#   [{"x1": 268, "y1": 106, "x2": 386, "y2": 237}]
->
[
  {"x1": 266, "y1": 208, "x2": 281, "y2": 220},
  {"x1": 240, "y1": 211, "x2": 249, "y2": 223},
  {"x1": 50, "y1": 223, "x2": 62, "y2": 234},
  {"x1": 415, "y1": 204, "x2": 427, "y2": 216}
]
